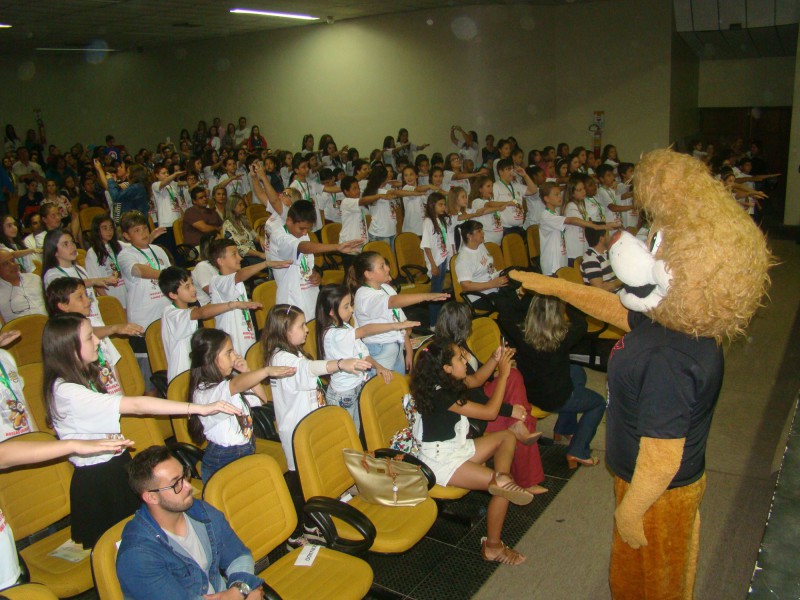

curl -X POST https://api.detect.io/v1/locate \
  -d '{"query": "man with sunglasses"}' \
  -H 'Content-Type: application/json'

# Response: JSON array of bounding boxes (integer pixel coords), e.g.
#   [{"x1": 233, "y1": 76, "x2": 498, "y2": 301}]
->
[
  {"x1": 117, "y1": 445, "x2": 263, "y2": 599},
  {"x1": 0, "y1": 250, "x2": 47, "y2": 323}
]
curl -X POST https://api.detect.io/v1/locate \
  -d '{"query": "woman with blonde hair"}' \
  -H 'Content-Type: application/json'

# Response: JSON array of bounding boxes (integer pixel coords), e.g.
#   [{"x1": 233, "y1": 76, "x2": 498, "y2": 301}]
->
[{"x1": 222, "y1": 193, "x2": 263, "y2": 265}]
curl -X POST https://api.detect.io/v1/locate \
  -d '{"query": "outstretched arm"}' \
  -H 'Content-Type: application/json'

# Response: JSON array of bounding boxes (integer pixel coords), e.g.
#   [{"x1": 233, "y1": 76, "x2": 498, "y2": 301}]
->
[{"x1": 510, "y1": 270, "x2": 630, "y2": 331}]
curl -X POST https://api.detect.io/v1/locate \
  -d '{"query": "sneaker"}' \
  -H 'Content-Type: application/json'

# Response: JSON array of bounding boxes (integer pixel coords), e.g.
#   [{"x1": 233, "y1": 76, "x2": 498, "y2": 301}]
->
[
  {"x1": 302, "y1": 524, "x2": 325, "y2": 545},
  {"x1": 285, "y1": 533, "x2": 308, "y2": 551}
]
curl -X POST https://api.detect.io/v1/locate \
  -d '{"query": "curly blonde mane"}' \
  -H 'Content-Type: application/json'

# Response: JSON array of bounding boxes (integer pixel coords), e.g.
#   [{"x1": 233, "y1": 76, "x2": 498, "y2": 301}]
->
[{"x1": 633, "y1": 149, "x2": 772, "y2": 342}]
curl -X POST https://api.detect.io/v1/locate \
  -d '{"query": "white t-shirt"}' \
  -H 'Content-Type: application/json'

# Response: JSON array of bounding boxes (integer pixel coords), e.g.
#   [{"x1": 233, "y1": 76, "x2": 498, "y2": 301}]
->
[
  {"x1": 420, "y1": 217, "x2": 451, "y2": 274},
  {"x1": 323, "y1": 325, "x2": 369, "y2": 392},
  {"x1": 191, "y1": 261, "x2": 216, "y2": 306},
  {"x1": 0, "y1": 274, "x2": 47, "y2": 322},
  {"x1": 616, "y1": 183, "x2": 636, "y2": 228},
  {"x1": 118, "y1": 244, "x2": 171, "y2": 329},
  {"x1": 217, "y1": 174, "x2": 249, "y2": 201},
  {"x1": 270, "y1": 350, "x2": 321, "y2": 470},
  {"x1": 51, "y1": 379, "x2": 122, "y2": 467},
  {"x1": 269, "y1": 226, "x2": 318, "y2": 321},
  {"x1": 523, "y1": 191, "x2": 545, "y2": 229},
  {"x1": 585, "y1": 196, "x2": 607, "y2": 223},
  {"x1": 210, "y1": 273, "x2": 256, "y2": 356},
  {"x1": 340, "y1": 197, "x2": 368, "y2": 244},
  {"x1": 595, "y1": 186, "x2": 616, "y2": 213},
  {"x1": 539, "y1": 209, "x2": 568, "y2": 276},
  {"x1": 493, "y1": 181, "x2": 525, "y2": 227},
  {"x1": 401, "y1": 187, "x2": 427, "y2": 236},
  {"x1": 85, "y1": 242, "x2": 129, "y2": 309},
  {"x1": 564, "y1": 202, "x2": 588, "y2": 260},
  {"x1": 353, "y1": 284, "x2": 406, "y2": 345},
  {"x1": 457, "y1": 143, "x2": 480, "y2": 167},
  {"x1": 0, "y1": 350, "x2": 35, "y2": 438},
  {"x1": 368, "y1": 190, "x2": 397, "y2": 238},
  {"x1": 234, "y1": 128, "x2": 248, "y2": 147},
  {"x1": 195, "y1": 381, "x2": 260, "y2": 447},
  {"x1": 444, "y1": 172, "x2": 471, "y2": 197},
  {"x1": 41, "y1": 267, "x2": 121, "y2": 393},
  {"x1": 319, "y1": 191, "x2": 342, "y2": 224},
  {"x1": 455, "y1": 244, "x2": 499, "y2": 301},
  {"x1": 472, "y1": 198, "x2": 504, "y2": 246},
  {"x1": 151, "y1": 181, "x2": 183, "y2": 228},
  {"x1": 0, "y1": 506, "x2": 20, "y2": 589},
  {"x1": 161, "y1": 304, "x2": 197, "y2": 382},
  {"x1": 290, "y1": 179, "x2": 323, "y2": 231}
]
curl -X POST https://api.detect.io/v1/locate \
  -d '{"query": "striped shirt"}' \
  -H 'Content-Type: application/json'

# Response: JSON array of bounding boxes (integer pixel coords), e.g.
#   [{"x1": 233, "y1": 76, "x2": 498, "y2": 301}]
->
[{"x1": 581, "y1": 247, "x2": 616, "y2": 285}]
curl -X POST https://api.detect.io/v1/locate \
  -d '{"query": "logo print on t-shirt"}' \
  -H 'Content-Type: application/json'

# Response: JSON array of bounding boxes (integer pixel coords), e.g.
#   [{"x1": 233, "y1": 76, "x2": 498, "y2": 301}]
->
[{"x1": 6, "y1": 398, "x2": 29, "y2": 432}]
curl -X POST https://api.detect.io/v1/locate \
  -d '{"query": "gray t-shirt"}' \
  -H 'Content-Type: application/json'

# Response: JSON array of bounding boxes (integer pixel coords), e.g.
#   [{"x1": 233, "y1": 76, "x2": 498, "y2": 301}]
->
[{"x1": 165, "y1": 514, "x2": 214, "y2": 594}]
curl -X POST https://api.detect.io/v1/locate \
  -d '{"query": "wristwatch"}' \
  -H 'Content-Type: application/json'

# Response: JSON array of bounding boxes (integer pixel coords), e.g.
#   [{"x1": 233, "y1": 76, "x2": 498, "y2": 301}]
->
[{"x1": 229, "y1": 581, "x2": 251, "y2": 597}]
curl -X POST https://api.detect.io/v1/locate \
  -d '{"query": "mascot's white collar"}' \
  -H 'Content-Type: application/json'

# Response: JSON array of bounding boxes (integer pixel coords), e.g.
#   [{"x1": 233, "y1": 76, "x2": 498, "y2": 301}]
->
[{"x1": 608, "y1": 230, "x2": 671, "y2": 313}]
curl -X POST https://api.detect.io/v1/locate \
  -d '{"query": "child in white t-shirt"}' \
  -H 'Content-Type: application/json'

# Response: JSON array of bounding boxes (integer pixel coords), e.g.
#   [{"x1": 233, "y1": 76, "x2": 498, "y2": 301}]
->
[
  {"x1": 151, "y1": 164, "x2": 186, "y2": 257},
  {"x1": 337, "y1": 176, "x2": 392, "y2": 251},
  {"x1": 44, "y1": 277, "x2": 144, "y2": 395},
  {"x1": 42, "y1": 313, "x2": 240, "y2": 548},
  {"x1": 539, "y1": 183, "x2": 612, "y2": 276},
  {"x1": 159, "y1": 266, "x2": 262, "y2": 382},
  {"x1": 268, "y1": 200, "x2": 361, "y2": 321},
  {"x1": 209, "y1": 239, "x2": 290, "y2": 356},
  {"x1": 187, "y1": 327, "x2": 295, "y2": 483},
  {"x1": 265, "y1": 304, "x2": 371, "y2": 471},
  {"x1": 315, "y1": 285, "x2": 418, "y2": 432},
  {"x1": 399, "y1": 165, "x2": 441, "y2": 236},
  {"x1": 469, "y1": 176, "x2": 512, "y2": 247},
  {"x1": 351, "y1": 251, "x2": 449, "y2": 373},
  {"x1": 493, "y1": 158, "x2": 538, "y2": 234},
  {"x1": 84, "y1": 214, "x2": 129, "y2": 308},
  {"x1": 522, "y1": 167, "x2": 548, "y2": 230},
  {"x1": 362, "y1": 164, "x2": 402, "y2": 249},
  {"x1": 421, "y1": 193, "x2": 454, "y2": 327}
]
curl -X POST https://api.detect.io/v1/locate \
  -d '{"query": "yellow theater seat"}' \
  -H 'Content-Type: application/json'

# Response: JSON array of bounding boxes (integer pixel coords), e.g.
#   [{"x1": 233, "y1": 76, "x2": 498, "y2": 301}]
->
[
  {"x1": 1, "y1": 314, "x2": 47, "y2": 366},
  {"x1": 204, "y1": 454, "x2": 373, "y2": 600},
  {"x1": 1, "y1": 583, "x2": 59, "y2": 599},
  {"x1": 91, "y1": 516, "x2": 132, "y2": 600},
  {"x1": 0, "y1": 432, "x2": 92, "y2": 598},
  {"x1": 293, "y1": 406, "x2": 438, "y2": 554},
  {"x1": 359, "y1": 375, "x2": 469, "y2": 502}
]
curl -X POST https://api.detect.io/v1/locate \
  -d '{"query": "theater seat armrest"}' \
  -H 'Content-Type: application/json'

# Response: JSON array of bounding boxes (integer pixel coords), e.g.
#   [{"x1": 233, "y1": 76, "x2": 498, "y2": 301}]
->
[
  {"x1": 373, "y1": 448, "x2": 436, "y2": 489},
  {"x1": 401, "y1": 264, "x2": 429, "y2": 284},
  {"x1": 167, "y1": 441, "x2": 204, "y2": 479},
  {"x1": 262, "y1": 582, "x2": 282, "y2": 600},
  {"x1": 303, "y1": 496, "x2": 376, "y2": 556}
]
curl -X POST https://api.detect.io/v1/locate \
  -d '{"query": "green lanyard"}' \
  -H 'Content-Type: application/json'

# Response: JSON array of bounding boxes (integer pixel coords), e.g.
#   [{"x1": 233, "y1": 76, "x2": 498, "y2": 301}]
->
[
  {"x1": 56, "y1": 266, "x2": 83, "y2": 282},
  {"x1": 0, "y1": 360, "x2": 20, "y2": 405},
  {"x1": 98, "y1": 344, "x2": 108, "y2": 368},
  {"x1": 136, "y1": 246, "x2": 160, "y2": 271},
  {"x1": 238, "y1": 293, "x2": 251, "y2": 325},
  {"x1": 439, "y1": 220, "x2": 448, "y2": 252},
  {"x1": 364, "y1": 284, "x2": 400, "y2": 322},
  {"x1": 588, "y1": 197, "x2": 605, "y2": 220},
  {"x1": 107, "y1": 244, "x2": 120, "y2": 273},
  {"x1": 284, "y1": 226, "x2": 311, "y2": 275},
  {"x1": 501, "y1": 181, "x2": 516, "y2": 201},
  {"x1": 297, "y1": 180, "x2": 311, "y2": 201},
  {"x1": 546, "y1": 208, "x2": 566, "y2": 246}
]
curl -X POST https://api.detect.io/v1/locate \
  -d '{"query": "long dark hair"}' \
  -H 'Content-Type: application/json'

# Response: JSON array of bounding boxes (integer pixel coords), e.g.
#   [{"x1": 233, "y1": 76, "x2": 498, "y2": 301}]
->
[
  {"x1": 41, "y1": 228, "x2": 72, "y2": 279},
  {"x1": 434, "y1": 302, "x2": 472, "y2": 346},
  {"x1": 89, "y1": 214, "x2": 122, "y2": 267},
  {"x1": 187, "y1": 328, "x2": 229, "y2": 445},
  {"x1": 346, "y1": 251, "x2": 383, "y2": 296},
  {"x1": 42, "y1": 313, "x2": 105, "y2": 426},
  {"x1": 363, "y1": 164, "x2": 388, "y2": 197},
  {"x1": 315, "y1": 284, "x2": 351, "y2": 360},
  {"x1": 0, "y1": 215, "x2": 24, "y2": 249},
  {"x1": 424, "y1": 192, "x2": 448, "y2": 239},
  {"x1": 262, "y1": 304, "x2": 309, "y2": 363},
  {"x1": 410, "y1": 338, "x2": 466, "y2": 415}
]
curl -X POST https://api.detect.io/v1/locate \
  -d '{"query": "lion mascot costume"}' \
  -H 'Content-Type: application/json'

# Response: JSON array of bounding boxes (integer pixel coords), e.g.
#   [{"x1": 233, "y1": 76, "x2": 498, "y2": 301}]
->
[{"x1": 512, "y1": 149, "x2": 771, "y2": 599}]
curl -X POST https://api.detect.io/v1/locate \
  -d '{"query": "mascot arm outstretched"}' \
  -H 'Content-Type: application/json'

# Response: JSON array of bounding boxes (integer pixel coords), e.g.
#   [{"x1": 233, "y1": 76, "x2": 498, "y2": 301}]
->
[
  {"x1": 510, "y1": 270, "x2": 630, "y2": 332},
  {"x1": 614, "y1": 437, "x2": 684, "y2": 548}
]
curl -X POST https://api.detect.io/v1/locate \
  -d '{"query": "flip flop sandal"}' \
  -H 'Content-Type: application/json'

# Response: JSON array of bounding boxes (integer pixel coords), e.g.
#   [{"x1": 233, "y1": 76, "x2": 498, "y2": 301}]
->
[
  {"x1": 488, "y1": 472, "x2": 534, "y2": 506},
  {"x1": 481, "y1": 537, "x2": 527, "y2": 565}
]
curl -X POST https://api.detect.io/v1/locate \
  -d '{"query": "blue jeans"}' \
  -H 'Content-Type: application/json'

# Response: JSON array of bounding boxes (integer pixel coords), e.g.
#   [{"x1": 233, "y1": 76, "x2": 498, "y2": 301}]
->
[
  {"x1": 201, "y1": 439, "x2": 255, "y2": 484},
  {"x1": 369, "y1": 233, "x2": 396, "y2": 251},
  {"x1": 429, "y1": 261, "x2": 447, "y2": 327},
  {"x1": 554, "y1": 365, "x2": 606, "y2": 460},
  {"x1": 365, "y1": 341, "x2": 405, "y2": 374},
  {"x1": 326, "y1": 381, "x2": 365, "y2": 433}
]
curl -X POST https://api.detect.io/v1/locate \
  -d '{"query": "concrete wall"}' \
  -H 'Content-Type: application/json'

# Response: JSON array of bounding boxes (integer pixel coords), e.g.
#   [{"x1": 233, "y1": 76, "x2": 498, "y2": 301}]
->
[
  {"x1": 784, "y1": 43, "x2": 800, "y2": 226},
  {"x1": 669, "y1": 31, "x2": 700, "y2": 149},
  {"x1": 698, "y1": 56, "x2": 796, "y2": 107},
  {"x1": 0, "y1": 0, "x2": 673, "y2": 160}
]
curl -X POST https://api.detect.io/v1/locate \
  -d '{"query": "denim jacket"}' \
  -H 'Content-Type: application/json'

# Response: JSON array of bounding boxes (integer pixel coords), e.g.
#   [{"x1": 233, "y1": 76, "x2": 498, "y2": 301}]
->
[
  {"x1": 107, "y1": 179, "x2": 150, "y2": 220},
  {"x1": 116, "y1": 500, "x2": 263, "y2": 600}
]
